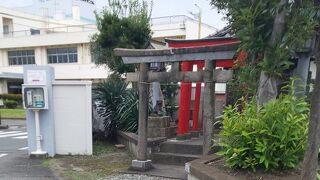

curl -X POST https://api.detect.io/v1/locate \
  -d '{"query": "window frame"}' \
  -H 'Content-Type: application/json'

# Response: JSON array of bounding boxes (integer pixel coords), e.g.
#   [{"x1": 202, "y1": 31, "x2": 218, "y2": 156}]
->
[
  {"x1": 47, "y1": 47, "x2": 78, "y2": 64},
  {"x1": 8, "y1": 50, "x2": 35, "y2": 65}
]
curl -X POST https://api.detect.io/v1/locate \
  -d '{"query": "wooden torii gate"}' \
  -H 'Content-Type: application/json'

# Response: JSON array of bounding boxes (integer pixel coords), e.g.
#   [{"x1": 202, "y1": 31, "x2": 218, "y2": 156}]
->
[{"x1": 114, "y1": 42, "x2": 239, "y2": 171}]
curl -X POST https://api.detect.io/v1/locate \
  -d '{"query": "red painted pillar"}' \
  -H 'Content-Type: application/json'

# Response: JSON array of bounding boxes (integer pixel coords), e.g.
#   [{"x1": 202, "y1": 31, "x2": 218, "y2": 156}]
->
[
  {"x1": 183, "y1": 62, "x2": 193, "y2": 134},
  {"x1": 177, "y1": 62, "x2": 192, "y2": 135},
  {"x1": 192, "y1": 63, "x2": 204, "y2": 132}
]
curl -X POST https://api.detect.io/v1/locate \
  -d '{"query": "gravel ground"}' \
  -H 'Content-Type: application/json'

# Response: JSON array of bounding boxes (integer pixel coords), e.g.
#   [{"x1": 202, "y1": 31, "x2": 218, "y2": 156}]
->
[{"x1": 102, "y1": 174, "x2": 179, "y2": 180}]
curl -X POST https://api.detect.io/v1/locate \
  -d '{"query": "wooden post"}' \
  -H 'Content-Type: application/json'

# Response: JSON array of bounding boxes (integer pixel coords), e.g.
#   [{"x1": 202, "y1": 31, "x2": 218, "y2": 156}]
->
[
  {"x1": 137, "y1": 63, "x2": 149, "y2": 161},
  {"x1": 203, "y1": 60, "x2": 215, "y2": 155}
]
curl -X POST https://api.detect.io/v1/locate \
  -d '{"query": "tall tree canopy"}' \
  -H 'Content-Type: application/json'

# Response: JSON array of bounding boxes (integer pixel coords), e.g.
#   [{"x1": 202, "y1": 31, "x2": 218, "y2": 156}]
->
[
  {"x1": 211, "y1": 0, "x2": 317, "y2": 104},
  {"x1": 90, "y1": 0, "x2": 152, "y2": 75}
]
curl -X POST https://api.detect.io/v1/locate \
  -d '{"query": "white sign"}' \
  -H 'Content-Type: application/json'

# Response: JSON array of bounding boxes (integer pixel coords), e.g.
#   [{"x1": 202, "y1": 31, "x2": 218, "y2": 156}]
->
[{"x1": 27, "y1": 70, "x2": 47, "y2": 85}]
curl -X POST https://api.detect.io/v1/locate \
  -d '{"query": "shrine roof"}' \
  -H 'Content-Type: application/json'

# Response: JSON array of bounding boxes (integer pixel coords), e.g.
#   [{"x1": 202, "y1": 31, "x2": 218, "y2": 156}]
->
[{"x1": 164, "y1": 37, "x2": 238, "y2": 44}]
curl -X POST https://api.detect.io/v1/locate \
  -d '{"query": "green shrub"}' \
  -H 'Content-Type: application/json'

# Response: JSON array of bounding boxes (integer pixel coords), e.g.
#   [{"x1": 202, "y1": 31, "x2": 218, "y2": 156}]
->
[
  {"x1": 93, "y1": 79, "x2": 142, "y2": 140},
  {"x1": 4, "y1": 100, "x2": 18, "y2": 109},
  {"x1": 0, "y1": 94, "x2": 22, "y2": 102},
  {"x1": 217, "y1": 93, "x2": 309, "y2": 171}
]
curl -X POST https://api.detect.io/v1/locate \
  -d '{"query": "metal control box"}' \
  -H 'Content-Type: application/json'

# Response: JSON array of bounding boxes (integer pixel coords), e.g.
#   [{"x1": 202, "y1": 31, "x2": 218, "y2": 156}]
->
[{"x1": 22, "y1": 85, "x2": 48, "y2": 109}]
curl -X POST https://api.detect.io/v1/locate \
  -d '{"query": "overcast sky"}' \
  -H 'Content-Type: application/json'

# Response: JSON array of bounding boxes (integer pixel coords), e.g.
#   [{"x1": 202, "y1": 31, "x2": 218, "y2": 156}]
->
[
  {"x1": 0, "y1": 0, "x2": 227, "y2": 29},
  {"x1": 96, "y1": 0, "x2": 227, "y2": 29}
]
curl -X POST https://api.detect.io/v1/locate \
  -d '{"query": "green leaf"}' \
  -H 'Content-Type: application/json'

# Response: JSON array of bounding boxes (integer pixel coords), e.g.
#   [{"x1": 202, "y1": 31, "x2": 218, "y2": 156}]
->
[
  {"x1": 264, "y1": 159, "x2": 269, "y2": 169},
  {"x1": 259, "y1": 155, "x2": 266, "y2": 163}
]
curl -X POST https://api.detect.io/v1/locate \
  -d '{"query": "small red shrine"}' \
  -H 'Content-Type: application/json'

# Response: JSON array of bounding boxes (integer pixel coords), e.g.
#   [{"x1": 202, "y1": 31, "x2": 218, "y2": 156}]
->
[{"x1": 165, "y1": 37, "x2": 241, "y2": 138}]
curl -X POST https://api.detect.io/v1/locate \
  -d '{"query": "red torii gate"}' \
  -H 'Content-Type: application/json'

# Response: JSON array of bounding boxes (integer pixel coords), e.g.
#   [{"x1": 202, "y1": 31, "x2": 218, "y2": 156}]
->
[{"x1": 165, "y1": 37, "x2": 241, "y2": 138}]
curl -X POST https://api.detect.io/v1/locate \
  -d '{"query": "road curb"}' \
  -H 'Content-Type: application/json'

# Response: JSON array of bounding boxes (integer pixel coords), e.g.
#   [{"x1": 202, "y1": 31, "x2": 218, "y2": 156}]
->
[
  {"x1": 1, "y1": 118, "x2": 26, "y2": 120},
  {"x1": 0, "y1": 125, "x2": 9, "y2": 129}
]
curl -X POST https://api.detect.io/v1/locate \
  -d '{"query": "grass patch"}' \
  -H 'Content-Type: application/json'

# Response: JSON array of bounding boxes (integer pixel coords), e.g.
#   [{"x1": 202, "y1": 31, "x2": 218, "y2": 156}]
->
[
  {"x1": 0, "y1": 108, "x2": 26, "y2": 119},
  {"x1": 46, "y1": 140, "x2": 132, "y2": 180},
  {"x1": 42, "y1": 159, "x2": 50, "y2": 167},
  {"x1": 93, "y1": 140, "x2": 117, "y2": 155}
]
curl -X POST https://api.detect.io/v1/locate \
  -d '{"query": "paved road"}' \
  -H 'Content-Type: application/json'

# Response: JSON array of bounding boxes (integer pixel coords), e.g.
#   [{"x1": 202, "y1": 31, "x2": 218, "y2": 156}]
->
[{"x1": 0, "y1": 120, "x2": 57, "y2": 180}]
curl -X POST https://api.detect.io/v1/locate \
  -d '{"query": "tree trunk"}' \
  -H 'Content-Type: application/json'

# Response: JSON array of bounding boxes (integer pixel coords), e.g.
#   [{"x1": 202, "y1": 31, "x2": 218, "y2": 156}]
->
[
  {"x1": 257, "y1": 0, "x2": 288, "y2": 105},
  {"x1": 301, "y1": 58, "x2": 320, "y2": 180},
  {"x1": 256, "y1": 71, "x2": 278, "y2": 105},
  {"x1": 301, "y1": 14, "x2": 320, "y2": 178}
]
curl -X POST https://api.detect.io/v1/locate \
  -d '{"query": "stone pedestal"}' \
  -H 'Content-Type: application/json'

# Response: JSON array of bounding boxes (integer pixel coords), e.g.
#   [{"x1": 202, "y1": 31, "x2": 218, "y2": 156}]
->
[
  {"x1": 130, "y1": 159, "x2": 153, "y2": 171},
  {"x1": 148, "y1": 116, "x2": 177, "y2": 138}
]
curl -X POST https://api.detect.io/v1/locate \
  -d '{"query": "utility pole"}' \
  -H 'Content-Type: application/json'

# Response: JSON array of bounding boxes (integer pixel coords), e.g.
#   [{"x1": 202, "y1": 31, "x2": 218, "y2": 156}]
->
[{"x1": 195, "y1": 4, "x2": 202, "y2": 39}]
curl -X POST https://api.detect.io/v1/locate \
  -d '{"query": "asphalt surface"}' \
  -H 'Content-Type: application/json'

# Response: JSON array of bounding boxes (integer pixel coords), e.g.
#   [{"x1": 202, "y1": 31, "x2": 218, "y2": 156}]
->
[{"x1": 0, "y1": 120, "x2": 57, "y2": 180}]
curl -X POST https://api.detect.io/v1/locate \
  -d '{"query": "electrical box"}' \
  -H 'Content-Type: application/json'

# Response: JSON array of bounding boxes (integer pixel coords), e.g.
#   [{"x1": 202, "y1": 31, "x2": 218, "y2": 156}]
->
[{"x1": 22, "y1": 85, "x2": 48, "y2": 110}]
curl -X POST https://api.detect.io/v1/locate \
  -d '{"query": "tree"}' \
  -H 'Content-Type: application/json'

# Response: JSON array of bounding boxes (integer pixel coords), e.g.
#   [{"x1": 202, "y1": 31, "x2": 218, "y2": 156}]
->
[
  {"x1": 301, "y1": 37, "x2": 320, "y2": 179},
  {"x1": 211, "y1": 0, "x2": 320, "y2": 178},
  {"x1": 90, "y1": 0, "x2": 152, "y2": 75},
  {"x1": 210, "y1": 0, "x2": 316, "y2": 105},
  {"x1": 301, "y1": 2, "x2": 320, "y2": 179}
]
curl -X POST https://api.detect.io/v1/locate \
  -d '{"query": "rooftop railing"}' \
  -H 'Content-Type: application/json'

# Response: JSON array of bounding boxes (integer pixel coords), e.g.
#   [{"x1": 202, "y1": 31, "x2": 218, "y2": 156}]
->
[
  {"x1": 1, "y1": 24, "x2": 97, "y2": 39},
  {"x1": 150, "y1": 15, "x2": 190, "y2": 26}
]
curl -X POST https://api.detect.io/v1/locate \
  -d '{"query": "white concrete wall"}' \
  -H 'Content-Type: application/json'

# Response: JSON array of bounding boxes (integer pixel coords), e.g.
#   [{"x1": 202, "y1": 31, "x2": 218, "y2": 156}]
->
[
  {"x1": 0, "y1": 31, "x2": 96, "y2": 49},
  {"x1": 151, "y1": 23, "x2": 186, "y2": 39},
  {"x1": 151, "y1": 15, "x2": 217, "y2": 40},
  {"x1": 0, "y1": 79, "x2": 8, "y2": 93},
  {"x1": 0, "y1": 7, "x2": 46, "y2": 37},
  {"x1": 0, "y1": 6, "x2": 94, "y2": 36},
  {"x1": 53, "y1": 81, "x2": 92, "y2": 155},
  {"x1": 185, "y1": 20, "x2": 217, "y2": 39}
]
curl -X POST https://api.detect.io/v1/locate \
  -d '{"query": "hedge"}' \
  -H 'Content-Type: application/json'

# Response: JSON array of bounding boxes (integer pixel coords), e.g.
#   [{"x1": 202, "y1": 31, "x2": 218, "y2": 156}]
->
[{"x1": 0, "y1": 94, "x2": 22, "y2": 102}]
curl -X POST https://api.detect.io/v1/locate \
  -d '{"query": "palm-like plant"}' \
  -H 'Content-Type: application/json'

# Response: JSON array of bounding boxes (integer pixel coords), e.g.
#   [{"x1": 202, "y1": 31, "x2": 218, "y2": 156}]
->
[
  {"x1": 94, "y1": 80, "x2": 129, "y2": 139},
  {"x1": 115, "y1": 90, "x2": 139, "y2": 132},
  {"x1": 93, "y1": 80, "x2": 140, "y2": 140}
]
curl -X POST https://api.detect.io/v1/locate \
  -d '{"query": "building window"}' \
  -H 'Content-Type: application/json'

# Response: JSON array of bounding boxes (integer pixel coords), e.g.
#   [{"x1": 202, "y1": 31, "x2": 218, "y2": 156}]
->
[
  {"x1": 3, "y1": 25, "x2": 9, "y2": 35},
  {"x1": 7, "y1": 81, "x2": 22, "y2": 94},
  {"x1": 8, "y1": 50, "x2": 35, "y2": 65},
  {"x1": 47, "y1": 47, "x2": 78, "y2": 64}
]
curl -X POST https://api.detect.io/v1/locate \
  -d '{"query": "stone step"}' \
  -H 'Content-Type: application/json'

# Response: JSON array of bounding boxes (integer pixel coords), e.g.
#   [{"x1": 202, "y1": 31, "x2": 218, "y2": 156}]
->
[
  {"x1": 159, "y1": 141, "x2": 203, "y2": 155},
  {"x1": 148, "y1": 126, "x2": 177, "y2": 138},
  {"x1": 148, "y1": 116, "x2": 171, "y2": 128},
  {"x1": 152, "y1": 152, "x2": 201, "y2": 165}
]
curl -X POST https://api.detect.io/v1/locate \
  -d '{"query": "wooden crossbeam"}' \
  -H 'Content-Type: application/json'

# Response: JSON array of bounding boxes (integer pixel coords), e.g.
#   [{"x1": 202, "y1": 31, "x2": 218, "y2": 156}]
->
[{"x1": 126, "y1": 70, "x2": 232, "y2": 83}]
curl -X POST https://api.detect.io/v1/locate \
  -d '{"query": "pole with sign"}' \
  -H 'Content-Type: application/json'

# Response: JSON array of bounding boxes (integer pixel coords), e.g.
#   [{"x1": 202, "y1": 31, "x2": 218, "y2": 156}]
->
[{"x1": 23, "y1": 68, "x2": 51, "y2": 157}]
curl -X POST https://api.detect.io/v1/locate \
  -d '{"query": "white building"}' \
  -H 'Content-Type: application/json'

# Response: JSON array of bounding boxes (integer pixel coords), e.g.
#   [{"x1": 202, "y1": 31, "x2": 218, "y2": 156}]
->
[
  {"x1": 0, "y1": 3, "x2": 218, "y2": 94},
  {"x1": 151, "y1": 15, "x2": 217, "y2": 41},
  {"x1": 0, "y1": 5, "x2": 110, "y2": 94}
]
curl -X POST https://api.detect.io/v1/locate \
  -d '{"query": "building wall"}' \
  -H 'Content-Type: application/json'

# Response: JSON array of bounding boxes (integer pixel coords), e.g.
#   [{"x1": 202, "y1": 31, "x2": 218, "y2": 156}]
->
[
  {"x1": 0, "y1": 79, "x2": 8, "y2": 94},
  {"x1": 0, "y1": 6, "x2": 47, "y2": 38},
  {"x1": 185, "y1": 20, "x2": 218, "y2": 39},
  {"x1": 0, "y1": 43, "x2": 109, "y2": 81},
  {"x1": 151, "y1": 15, "x2": 217, "y2": 41},
  {"x1": 151, "y1": 23, "x2": 186, "y2": 40},
  {"x1": 0, "y1": 6, "x2": 108, "y2": 94}
]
